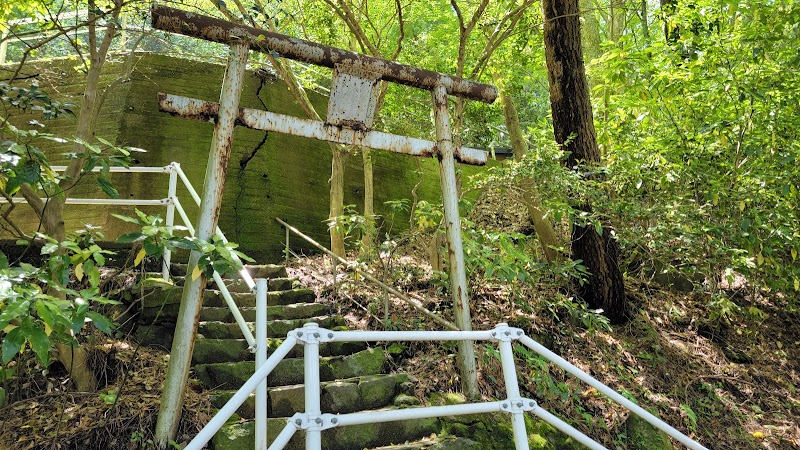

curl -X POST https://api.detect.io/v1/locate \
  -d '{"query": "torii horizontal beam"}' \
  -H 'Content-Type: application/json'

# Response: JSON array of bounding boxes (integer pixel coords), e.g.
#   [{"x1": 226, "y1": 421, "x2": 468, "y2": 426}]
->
[
  {"x1": 151, "y1": 5, "x2": 498, "y2": 104},
  {"x1": 157, "y1": 93, "x2": 488, "y2": 165}
]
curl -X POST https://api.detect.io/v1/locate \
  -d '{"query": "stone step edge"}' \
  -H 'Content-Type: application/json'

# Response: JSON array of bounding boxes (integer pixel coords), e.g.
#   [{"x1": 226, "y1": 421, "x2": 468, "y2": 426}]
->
[
  {"x1": 207, "y1": 373, "x2": 412, "y2": 418},
  {"x1": 212, "y1": 409, "x2": 440, "y2": 450}
]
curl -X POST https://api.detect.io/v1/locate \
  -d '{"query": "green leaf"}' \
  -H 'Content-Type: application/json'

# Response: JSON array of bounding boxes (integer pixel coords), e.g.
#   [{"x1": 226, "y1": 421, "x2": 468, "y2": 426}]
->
[
  {"x1": 232, "y1": 250, "x2": 255, "y2": 263},
  {"x1": 111, "y1": 214, "x2": 142, "y2": 225},
  {"x1": 2, "y1": 327, "x2": 24, "y2": 363},
  {"x1": 23, "y1": 325, "x2": 50, "y2": 365},
  {"x1": 86, "y1": 312, "x2": 114, "y2": 334},
  {"x1": 142, "y1": 241, "x2": 161, "y2": 255},
  {"x1": 16, "y1": 159, "x2": 42, "y2": 184},
  {"x1": 0, "y1": 298, "x2": 30, "y2": 331},
  {"x1": 167, "y1": 238, "x2": 200, "y2": 251},
  {"x1": 95, "y1": 136, "x2": 114, "y2": 148},
  {"x1": 97, "y1": 175, "x2": 119, "y2": 199},
  {"x1": 680, "y1": 403, "x2": 698, "y2": 432},
  {"x1": 0, "y1": 251, "x2": 8, "y2": 269},
  {"x1": 93, "y1": 251, "x2": 106, "y2": 266},
  {"x1": 135, "y1": 209, "x2": 150, "y2": 223},
  {"x1": 34, "y1": 300, "x2": 56, "y2": 329},
  {"x1": 116, "y1": 232, "x2": 146, "y2": 244},
  {"x1": 41, "y1": 242, "x2": 59, "y2": 255}
]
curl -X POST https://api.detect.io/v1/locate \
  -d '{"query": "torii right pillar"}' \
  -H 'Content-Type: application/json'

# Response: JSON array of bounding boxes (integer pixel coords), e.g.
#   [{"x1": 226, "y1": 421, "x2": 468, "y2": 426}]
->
[{"x1": 432, "y1": 83, "x2": 479, "y2": 400}]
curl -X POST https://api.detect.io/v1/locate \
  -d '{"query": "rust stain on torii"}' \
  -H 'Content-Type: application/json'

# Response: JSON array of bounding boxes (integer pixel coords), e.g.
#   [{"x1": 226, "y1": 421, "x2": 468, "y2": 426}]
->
[{"x1": 151, "y1": 5, "x2": 498, "y2": 104}]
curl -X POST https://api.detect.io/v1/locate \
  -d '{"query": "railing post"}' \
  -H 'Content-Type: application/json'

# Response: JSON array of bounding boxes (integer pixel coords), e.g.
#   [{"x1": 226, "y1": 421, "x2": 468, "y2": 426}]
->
[
  {"x1": 163, "y1": 163, "x2": 179, "y2": 281},
  {"x1": 496, "y1": 323, "x2": 530, "y2": 450},
  {"x1": 255, "y1": 279, "x2": 269, "y2": 450},
  {"x1": 302, "y1": 323, "x2": 322, "y2": 450},
  {"x1": 431, "y1": 83, "x2": 479, "y2": 400},
  {"x1": 155, "y1": 41, "x2": 250, "y2": 445}
]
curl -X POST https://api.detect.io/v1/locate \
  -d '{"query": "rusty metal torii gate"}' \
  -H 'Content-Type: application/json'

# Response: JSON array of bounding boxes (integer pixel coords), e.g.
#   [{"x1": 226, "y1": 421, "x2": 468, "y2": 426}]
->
[{"x1": 149, "y1": 5, "x2": 498, "y2": 444}]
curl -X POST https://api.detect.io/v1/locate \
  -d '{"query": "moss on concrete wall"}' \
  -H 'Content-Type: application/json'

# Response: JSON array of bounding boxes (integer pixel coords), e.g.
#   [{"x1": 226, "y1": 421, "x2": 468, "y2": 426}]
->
[
  {"x1": 1, "y1": 56, "x2": 131, "y2": 235},
  {"x1": 2, "y1": 52, "x2": 487, "y2": 262}
]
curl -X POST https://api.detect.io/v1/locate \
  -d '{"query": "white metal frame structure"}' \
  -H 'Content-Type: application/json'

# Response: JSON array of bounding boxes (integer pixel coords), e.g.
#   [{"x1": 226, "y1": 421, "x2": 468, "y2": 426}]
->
[
  {"x1": 184, "y1": 322, "x2": 709, "y2": 450},
  {"x1": 1, "y1": 163, "x2": 259, "y2": 349}
]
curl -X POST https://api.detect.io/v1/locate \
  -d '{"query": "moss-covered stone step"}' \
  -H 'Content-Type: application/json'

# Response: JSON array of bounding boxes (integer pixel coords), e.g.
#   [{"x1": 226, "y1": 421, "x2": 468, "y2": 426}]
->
[
  {"x1": 202, "y1": 288, "x2": 316, "y2": 308},
  {"x1": 198, "y1": 315, "x2": 344, "y2": 340},
  {"x1": 209, "y1": 373, "x2": 410, "y2": 419},
  {"x1": 368, "y1": 436, "x2": 484, "y2": 449},
  {"x1": 169, "y1": 263, "x2": 288, "y2": 280},
  {"x1": 194, "y1": 348, "x2": 386, "y2": 389},
  {"x1": 135, "y1": 308, "x2": 339, "y2": 350},
  {"x1": 222, "y1": 277, "x2": 295, "y2": 293},
  {"x1": 198, "y1": 302, "x2": 327, "y2": 323},
  {"x1": 212, "y1": 414, "x2": 440, "y2": 450},
  {"x1": 191, "y1": 338, "x2": 367, "y2": 364},
  {"x1": 139, "y1": 287, "x2": 315, "y2": 309},
  {"x1": 135, "y1": 273, "x2": 293, "y2": 293},
  {"x1": 244, "y1": 264, "x2": 289, "y2": 279}
]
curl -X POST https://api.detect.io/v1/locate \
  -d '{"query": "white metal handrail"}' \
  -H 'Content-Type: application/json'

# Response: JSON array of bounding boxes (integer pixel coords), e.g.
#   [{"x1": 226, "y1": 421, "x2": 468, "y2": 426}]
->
[
  {"x1": 1, "y1": 163, "x2": 257, "y2": 348},
  {"x1": 184, "y1": 322, "x2": 709, "y2": 450}
]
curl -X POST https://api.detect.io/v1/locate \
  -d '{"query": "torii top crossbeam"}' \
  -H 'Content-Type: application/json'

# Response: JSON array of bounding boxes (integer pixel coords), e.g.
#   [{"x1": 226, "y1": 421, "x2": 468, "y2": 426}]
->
[{"x1": 151, "y1": 5, "x2": 498, "y2": 104}]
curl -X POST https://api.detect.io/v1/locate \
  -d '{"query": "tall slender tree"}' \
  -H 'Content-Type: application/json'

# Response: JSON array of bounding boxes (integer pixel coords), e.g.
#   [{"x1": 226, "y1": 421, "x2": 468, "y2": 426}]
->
[{"x1": 541, "y1": 0, "x2": 627, "y2": 323}]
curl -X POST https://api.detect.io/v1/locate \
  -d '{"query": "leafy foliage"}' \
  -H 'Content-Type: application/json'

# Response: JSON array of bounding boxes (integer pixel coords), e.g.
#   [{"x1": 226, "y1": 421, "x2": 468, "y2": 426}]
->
[
  {"x1": 592, "y1": 0, "x2": 800, "y2": 299},
  {"x1": 113, "y1": 209, "x2": 255, "y2": 279},
  {"x1": 0, "y1": 228, "x2": 118, "y2": 365}
]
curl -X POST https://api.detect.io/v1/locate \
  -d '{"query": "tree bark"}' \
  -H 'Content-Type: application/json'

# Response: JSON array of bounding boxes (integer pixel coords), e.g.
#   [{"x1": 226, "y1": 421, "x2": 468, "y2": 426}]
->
[
  {"x1": 609, "y1": 0, "x2": 627, "y2": 42},
  {"x1": 579, "y1": 0, "x2": 602, "y2": 63},
  {"x1": 55, "y1": 343, "x2": 97, "y2": 392},
  {"x1": 541, "y1": 0, "x2": 627, "y2": 324},
  {"x1": 497, "y1": 87, "x2": 562, "y2": 263},
  {"x1": 19, "y1": 0, "x2": 120, "y2": 242}
]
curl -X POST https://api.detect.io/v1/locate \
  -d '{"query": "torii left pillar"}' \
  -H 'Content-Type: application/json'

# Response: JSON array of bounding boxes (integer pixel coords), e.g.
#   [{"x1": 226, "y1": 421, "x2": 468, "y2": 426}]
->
[{"x1": 155, "y1": 41, "x2": 250, "y2": 446}]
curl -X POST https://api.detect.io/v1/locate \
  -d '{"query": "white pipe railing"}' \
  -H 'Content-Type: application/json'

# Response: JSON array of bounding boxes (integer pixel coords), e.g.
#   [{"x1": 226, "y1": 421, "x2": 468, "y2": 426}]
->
[
  {"x1": 169, "y1": 194, "x2": 256, "y2": 349},
  {"x1": 1, "y1": 163, "x2": 257, "y2": 348},
  {"x1": 173, "y1": 163, "x2": 255, "y2": 290},
  {"x1": 517, "y1": 335, "x2": 705, "y2": 450},
  {"x1": 183, "y1": 323, "x2": 709, "y2": 450},
  {"x1": 7, "y1": 197, "x2": 167, "y2": 206},
  {"x1": 163, "y1": 164, "x2": 179, "y2": 280},
  {"x1": 255, "y1": 278, "x2": 269, "y2": 450}
]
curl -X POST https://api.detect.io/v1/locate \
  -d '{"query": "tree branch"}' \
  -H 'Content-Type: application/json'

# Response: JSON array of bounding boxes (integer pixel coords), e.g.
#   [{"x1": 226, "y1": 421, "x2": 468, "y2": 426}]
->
[{"x1": 390, "y1": 0, "x2": 405, "y2": 60}]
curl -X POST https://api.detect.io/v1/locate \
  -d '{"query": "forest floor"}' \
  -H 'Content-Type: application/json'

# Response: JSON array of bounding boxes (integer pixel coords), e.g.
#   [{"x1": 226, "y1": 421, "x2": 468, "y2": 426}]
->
[
  {"x1": 286, "y1": 246, "x2": 800, "y2": 450},
  {"x1": 1, "y1": 241, "x2": 798, "y2": 449}
]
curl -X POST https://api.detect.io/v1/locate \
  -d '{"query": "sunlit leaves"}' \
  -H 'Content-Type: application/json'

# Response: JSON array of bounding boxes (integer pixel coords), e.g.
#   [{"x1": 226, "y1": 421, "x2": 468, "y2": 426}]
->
[
  {"x1": 0, "y1": 227, "x2": 121, "y2": 366},
  {"x1": 593, "y1": 0, "x2": 800, "y2": 297}
]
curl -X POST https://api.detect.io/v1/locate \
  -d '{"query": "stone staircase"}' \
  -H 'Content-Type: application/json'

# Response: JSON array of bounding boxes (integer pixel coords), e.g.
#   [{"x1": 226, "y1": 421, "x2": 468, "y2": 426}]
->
[{"x1": 134, "y1": 263, "x2": 453, "y2": 450}]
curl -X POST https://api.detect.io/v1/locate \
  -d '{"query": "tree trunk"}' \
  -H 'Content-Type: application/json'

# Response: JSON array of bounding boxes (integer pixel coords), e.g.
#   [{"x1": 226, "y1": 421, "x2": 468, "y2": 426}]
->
[
  {"x1": 580, "y1": 0, "x2": 602, "y2": 63},
  {"x1": 610, "y1": 0, "x2": 627, "y2": 42},
  {"x1": 641, "y1": 0, "x2": 650, "y2": 41},
  {"x1": 541, "y1": 0, "x2": 627, "y2": 324},
  {"x1": 55, "y1": 343, "x2": 97, "y2": 392},
  {"x1": 497, "y1": 87, "x2": 562, "y2": 263}
]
